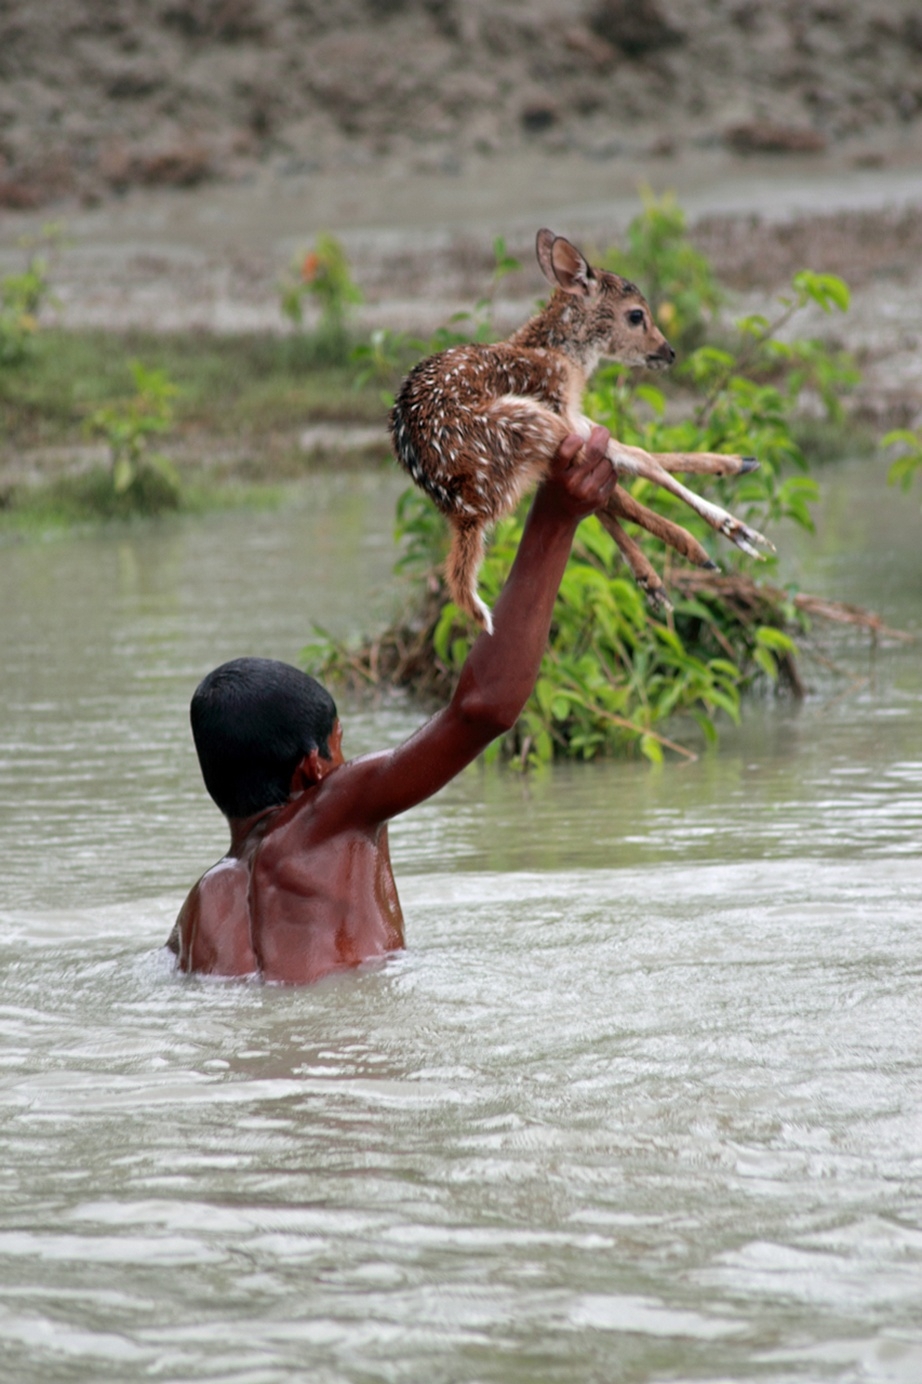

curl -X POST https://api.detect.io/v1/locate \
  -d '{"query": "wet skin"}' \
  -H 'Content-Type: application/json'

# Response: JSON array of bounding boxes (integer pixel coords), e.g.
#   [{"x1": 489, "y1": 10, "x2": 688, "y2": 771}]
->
[{"x1": 172, "y1": 427, "x2": 616, "y2": 985}]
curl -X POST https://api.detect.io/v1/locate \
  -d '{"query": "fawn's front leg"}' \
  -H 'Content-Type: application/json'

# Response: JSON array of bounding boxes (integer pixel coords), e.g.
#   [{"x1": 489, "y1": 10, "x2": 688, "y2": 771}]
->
[
  {"x1": 574, "y1": 416, "x2": 775, "y2": 559},
  {"x1": 641, "y1": 450, "x2": 759, "y2": 478}
]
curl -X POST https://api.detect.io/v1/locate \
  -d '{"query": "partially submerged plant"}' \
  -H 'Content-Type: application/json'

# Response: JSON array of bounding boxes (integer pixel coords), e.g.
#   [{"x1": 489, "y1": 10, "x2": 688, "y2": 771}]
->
[{"x1": 87, "y1": 361, "x2": 181, "y2": 512}]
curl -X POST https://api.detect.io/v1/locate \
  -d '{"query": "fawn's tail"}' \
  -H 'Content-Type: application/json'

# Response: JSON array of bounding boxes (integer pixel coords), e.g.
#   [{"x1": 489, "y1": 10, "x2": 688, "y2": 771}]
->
[{"x1": 445, "y1": 520, "x2": 494, "y2": 635}]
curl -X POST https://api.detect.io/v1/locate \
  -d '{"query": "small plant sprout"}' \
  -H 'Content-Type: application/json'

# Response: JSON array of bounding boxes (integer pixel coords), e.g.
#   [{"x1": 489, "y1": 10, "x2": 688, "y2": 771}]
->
[
  {"x1": 88, "y1": 361, "x2": 181, "y2": 512},
  {"x1": 279, "y1": 234, "x2": 363, "y2": 361}
]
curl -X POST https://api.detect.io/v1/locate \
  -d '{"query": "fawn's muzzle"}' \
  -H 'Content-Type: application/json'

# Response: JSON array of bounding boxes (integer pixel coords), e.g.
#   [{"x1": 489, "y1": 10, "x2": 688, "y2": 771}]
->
[{"x1": 647, "y1": 341, "x2": 676, "y2": 369}]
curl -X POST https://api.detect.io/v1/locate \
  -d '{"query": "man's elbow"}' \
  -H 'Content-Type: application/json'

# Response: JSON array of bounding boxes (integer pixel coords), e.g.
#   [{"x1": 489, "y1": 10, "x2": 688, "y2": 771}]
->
[{"x1": 454, "y1": 684, "x2": 523, "y2": 740}]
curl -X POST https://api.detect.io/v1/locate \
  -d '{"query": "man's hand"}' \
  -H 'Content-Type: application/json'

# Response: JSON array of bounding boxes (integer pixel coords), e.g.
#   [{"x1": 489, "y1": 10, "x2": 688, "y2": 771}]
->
[
  {"x1": 541, "y1": 425, "x2": 617, "y2": 522},
  {"x1": 333, "y1": 429, "x2": 619, "y2": 826}
]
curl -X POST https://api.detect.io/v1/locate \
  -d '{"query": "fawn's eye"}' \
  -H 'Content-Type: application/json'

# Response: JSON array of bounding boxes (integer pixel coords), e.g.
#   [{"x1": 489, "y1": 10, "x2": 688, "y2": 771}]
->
[{"x1": 627, "y1": 309, "x2": 645, "y2": 327}]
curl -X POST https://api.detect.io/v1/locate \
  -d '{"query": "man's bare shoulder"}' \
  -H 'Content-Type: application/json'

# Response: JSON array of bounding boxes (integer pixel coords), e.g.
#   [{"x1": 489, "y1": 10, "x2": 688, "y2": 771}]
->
[
  {"x1": 195, "y1": 855, "x2": 249, "y2": 901},
  {"x1": 174, "y1": 855, "x2": 257, "y2": 976}
]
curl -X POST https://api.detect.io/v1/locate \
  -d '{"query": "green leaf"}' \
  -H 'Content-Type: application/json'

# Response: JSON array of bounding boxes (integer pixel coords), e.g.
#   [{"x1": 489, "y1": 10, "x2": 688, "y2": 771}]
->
[
  {"x1": 432, "y1": 604, "x2": 459, "y2": 664},
  {"x1": 690, "y1": 709, "x2": 718, "y2": 744},
  {"x1": 704, "y1": 687, "x2": 741, "y2": 723},
  {"x1": 635, "y1": 383, "x2": 666, "y2": 417},
  {"x1": 882, "y1": 428, "x2": 920, "y2": 450},
  {"x1": 888, "y1": 454, "x2": 922, "y2": 490},
  {"x1": 112, "y1": 456, "x2": 134, "y2": 494},
  {"x1": 534, "y1": 730, "x2": 553, "y2": 763},
  {"x1": 793, "y1": 270, "x2": 850, "y2": 313},
  {"x1": 639, "y1": 734, "x2": 664, "y2": 765},
  {"x1": 755, "y1": 625, "x2": 797, "y2": 654}
]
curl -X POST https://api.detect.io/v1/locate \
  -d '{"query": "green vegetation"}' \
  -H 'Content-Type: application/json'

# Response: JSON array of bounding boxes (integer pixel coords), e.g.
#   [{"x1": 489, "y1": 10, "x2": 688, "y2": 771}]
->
[
  {"x1": 0, "y1": 225, "x2": 61, "y2": 366},
  {"x1": 0, "y1": 328, "x2": 387, "y2": 451},
  {"x1": 87, "y1": 360, "x2": 181, "y2": 513},
  {"x1": 882, "y1": 427, "x2": 922, "y2": 492},
  {"x1": 278, "y1": 233, "x2": 364, "y2": 366},
  {"x1": 307, "y1": 197, "x2": 865, "y2": 764},
  {"x1": 0, "y1": 204, "x2": 885, "y2": 761},
  {"x1": 0, "y1": 326, "x2": 391, "y2": 526}
]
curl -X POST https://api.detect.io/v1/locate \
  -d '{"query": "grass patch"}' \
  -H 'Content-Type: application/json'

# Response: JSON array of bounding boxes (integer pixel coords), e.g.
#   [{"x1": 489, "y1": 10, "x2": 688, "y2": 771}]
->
[
  {"x1": 0, "y1": 328, "x2": 395, "y2": 451},
  {"x1": 0, "y1": 463, "x2": 288, "y2": 538}
]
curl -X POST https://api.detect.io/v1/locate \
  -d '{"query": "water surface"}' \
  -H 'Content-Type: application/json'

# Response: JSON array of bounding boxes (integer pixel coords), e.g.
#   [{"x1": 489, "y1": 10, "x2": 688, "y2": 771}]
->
[{"x1": 1, "y1": 460, "x2": 920, "y2": 1382}]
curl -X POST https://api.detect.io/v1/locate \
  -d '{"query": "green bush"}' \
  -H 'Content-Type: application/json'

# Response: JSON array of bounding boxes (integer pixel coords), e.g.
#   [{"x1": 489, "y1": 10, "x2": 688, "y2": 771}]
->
[
  {"x1": 87, "y1": 360, "x2": 182, "y2": 514},
  {"x1": 278, "y1": 233, "x2": 363, "y2": 366},
  {"x1": 0, "y1": 224, "x2": 61, "y2": 366}
]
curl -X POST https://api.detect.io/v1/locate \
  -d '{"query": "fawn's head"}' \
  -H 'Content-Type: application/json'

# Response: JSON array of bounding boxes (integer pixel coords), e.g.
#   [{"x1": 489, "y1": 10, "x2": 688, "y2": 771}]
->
[{"x1": 535, "y1": 229, "x2": 676, "y2": 374}]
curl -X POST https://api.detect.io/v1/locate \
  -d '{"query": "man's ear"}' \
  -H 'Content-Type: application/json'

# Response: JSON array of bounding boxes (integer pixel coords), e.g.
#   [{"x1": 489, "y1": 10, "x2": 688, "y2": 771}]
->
[{"x1": 289, "y1": 749, "x2": 325, "y2": 794}]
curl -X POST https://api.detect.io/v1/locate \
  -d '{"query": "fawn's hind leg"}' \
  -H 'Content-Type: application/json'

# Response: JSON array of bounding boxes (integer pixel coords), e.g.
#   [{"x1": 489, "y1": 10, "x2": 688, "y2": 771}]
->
[
  {"x1": 444, "y1": 397, "x2": 571, "y2": 633},
  {"x1": 598, "y1": 509, "x2": 671, "y2": 611},
  {"x1": 601, "y1": 488, "x2": 720, "y2": 613}
]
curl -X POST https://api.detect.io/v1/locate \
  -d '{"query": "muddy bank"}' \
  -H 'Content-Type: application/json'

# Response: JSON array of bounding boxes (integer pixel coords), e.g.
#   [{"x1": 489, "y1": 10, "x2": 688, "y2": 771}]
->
[{"x1": 2, "y1": 1, "x2": 922, "y2": 209}]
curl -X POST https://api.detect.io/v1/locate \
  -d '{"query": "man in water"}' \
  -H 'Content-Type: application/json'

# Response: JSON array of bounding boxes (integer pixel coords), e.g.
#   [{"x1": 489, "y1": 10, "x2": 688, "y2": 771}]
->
[{"x1": 169, "y1": 427, "x2": 615, "y2": 983}]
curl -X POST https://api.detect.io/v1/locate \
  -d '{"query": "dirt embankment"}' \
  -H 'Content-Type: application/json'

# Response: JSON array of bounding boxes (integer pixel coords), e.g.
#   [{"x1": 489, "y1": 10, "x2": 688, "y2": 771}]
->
[{"x1": 2, "y1": 0, "x2": 922, "y2": 207}]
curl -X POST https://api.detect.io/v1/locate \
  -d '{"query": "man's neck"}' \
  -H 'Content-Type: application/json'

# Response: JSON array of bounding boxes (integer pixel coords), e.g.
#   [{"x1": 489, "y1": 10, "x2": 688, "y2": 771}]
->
[{"x1": 227, "y1": 804, "x2": 278, "y2": 856}]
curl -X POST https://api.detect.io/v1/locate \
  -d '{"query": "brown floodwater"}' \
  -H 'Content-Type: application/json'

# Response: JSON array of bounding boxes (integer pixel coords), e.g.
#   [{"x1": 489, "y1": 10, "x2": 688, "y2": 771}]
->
[{"x1": 0, "y1": 453, "x2": 920, "y2": 1382}]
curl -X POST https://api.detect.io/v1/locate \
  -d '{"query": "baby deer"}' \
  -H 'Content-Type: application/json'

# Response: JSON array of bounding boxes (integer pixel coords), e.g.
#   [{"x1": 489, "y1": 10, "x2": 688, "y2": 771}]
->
[{"x1": 390, "y1": 228, "x2": 773, "y2": 633}]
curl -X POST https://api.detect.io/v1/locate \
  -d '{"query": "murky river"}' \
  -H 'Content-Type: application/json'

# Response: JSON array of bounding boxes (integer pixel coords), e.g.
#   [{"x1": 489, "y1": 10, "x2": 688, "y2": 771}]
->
[{"x1": 1, "y1": 458, "x2": 920, "y2": 1383}]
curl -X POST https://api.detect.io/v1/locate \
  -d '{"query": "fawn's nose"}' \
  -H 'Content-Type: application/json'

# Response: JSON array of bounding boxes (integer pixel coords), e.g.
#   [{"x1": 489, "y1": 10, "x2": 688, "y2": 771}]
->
[{"x1": 650, "y1": 340, "x2": 676, "y2": 367}]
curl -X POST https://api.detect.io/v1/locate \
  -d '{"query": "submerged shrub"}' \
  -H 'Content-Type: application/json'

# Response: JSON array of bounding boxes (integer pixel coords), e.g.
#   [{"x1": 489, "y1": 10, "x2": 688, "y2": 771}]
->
[{"x1": 87, "y1": 360, "x2": 182, "y2": 514}]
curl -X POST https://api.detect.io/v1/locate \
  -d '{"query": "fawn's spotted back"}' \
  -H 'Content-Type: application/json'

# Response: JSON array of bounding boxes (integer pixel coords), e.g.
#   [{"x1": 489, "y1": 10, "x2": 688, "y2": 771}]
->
[{"x1": 390, "y1": 342, "x2": 574, "y2": 525}]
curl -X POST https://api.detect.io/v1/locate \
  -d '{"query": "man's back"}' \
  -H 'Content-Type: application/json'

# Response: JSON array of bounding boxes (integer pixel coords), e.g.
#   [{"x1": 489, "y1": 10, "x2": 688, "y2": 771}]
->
[{"x1": 173, "y1": 767, "x2": 405, "y2": 984}]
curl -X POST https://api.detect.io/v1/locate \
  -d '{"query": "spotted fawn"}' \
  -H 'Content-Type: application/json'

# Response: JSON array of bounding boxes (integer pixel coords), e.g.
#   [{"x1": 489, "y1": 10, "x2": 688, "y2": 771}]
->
[{"x1": 390, "y1": 229, "x2": 771, "y2": 633}]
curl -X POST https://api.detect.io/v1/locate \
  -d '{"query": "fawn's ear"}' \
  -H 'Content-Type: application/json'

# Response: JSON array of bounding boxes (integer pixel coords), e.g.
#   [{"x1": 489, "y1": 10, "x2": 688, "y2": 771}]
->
[{"x1": 536, "y1": 229, "x2": 595, "y2": 296}]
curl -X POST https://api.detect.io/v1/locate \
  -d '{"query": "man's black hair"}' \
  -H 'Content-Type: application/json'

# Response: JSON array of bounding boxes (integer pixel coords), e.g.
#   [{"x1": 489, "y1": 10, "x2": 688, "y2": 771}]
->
[{"x1": 190, "y1": 657, "x2": 338, "y2": 819}]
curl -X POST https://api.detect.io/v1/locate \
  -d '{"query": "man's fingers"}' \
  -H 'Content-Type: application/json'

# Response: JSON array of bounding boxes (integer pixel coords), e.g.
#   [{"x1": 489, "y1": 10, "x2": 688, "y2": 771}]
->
[
  {"x1": 556, "y1": 433, "x2": 584, "y2": 468},
  {"x1": 580, "y1": 428, "x2": 615, "y2": 496},
  {"x1": 557, "y1": 426, "x2": 611, "y2": 473},
  {"x1": 598, "y1": 463, "x2": 617, "y2": 497},
  {"x1": 583, "y1": 425, "x2": 611, "y2": 464}
]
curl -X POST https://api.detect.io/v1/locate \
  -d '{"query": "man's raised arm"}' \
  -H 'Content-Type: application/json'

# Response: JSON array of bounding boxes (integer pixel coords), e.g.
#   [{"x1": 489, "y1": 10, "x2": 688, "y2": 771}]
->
[{"x1": 334, "y1": 426, "x2": 616, "y2": 822}]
